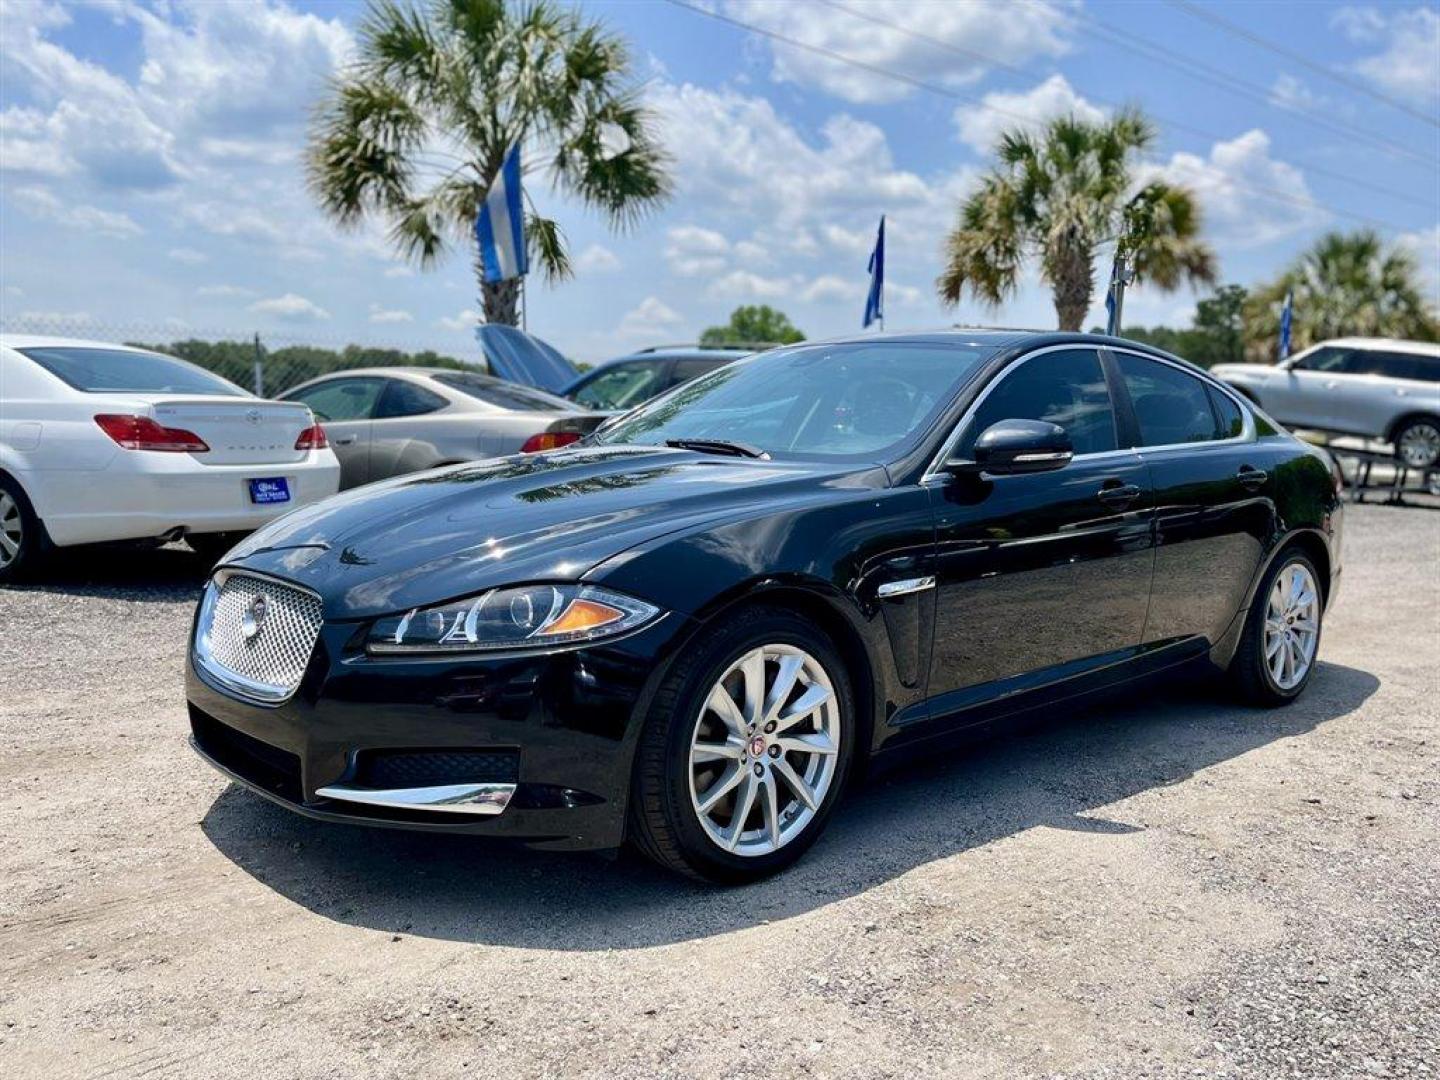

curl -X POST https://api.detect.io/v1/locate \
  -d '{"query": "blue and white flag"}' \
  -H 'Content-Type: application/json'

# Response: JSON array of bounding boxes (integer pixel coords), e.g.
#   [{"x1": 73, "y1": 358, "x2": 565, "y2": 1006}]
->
[
  {"x1": 1278, "y1": 289, "x2": 1293, "y2": 360},
  {"x1": 476, "y1": 143, "x2": 528, "y2": 284},
  {"x1": 863, "y1": 215, "x2": 884, "y2": 329},
  {"x1": 1104, "y1": 250, "x2": 1122, "y2": 335}
]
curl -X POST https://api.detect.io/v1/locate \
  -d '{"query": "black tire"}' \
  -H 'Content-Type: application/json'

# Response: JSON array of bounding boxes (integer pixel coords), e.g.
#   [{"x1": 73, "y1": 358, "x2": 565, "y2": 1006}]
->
[
  {"x1": 0, "y1": 473, "x2": 49, "y2": 585},
  {"x1": 1392, "y1": 416, "x2": 1440, "y2": 471},
  {"x1": 1228, "y1": 549, "x2": 1324, "y2": 707},
  {"x1": 628, "y1": 605, "x2": 857, "y2": 884},
  {"x1": 186, "y1": 531, "x2": 247, "y2": 567}
]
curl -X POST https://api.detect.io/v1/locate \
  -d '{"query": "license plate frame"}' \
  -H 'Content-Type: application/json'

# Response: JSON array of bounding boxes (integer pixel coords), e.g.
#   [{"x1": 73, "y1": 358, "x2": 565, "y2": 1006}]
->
[{"x1": 248, "y1": 477, "x2": 291, "y2": 505}]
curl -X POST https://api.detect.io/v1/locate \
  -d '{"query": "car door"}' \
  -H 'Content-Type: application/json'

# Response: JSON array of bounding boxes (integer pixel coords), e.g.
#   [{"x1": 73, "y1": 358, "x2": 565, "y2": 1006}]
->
[
  {"x1": 1110, "y1": 349, "x2": 1275, "y2": 652},
  {"x1": 368, "y1": 377, "x2": 450, "y2": 480},
  {"x1": 1270, "y1": 346, "x2": 1364, "y2": 432},
  {"x1": 924, "y1": 346, "x2": 1155, "y2": 721},
  {"x1": 283, "y1": 377, "x2": 384, "y2": 489}
]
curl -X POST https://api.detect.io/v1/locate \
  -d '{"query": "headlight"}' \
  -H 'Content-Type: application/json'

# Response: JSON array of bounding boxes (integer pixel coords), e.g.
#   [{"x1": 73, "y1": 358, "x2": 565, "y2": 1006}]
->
[{"x1": 365, "y1": 584, "x2": 661, "y2": 654}]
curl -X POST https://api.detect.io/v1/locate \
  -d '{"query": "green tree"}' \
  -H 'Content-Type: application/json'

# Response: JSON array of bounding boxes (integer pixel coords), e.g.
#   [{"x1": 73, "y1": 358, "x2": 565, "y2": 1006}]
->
[
  {"x1": 699, "y1": 305, "x2": 805, "y2": 347},
  {"x1": 938, "y1": 110, "x2": 1216, "y2": 331},
  {"x1": 1244, "y1": 230, "x2": 1438, "y2": 356},
  {"x1": 307, "y1": 0, "x2": 671, "y2": 327},
  {"x1": 1191, "y1": 283, "x2": 1247, "y2": 366}
]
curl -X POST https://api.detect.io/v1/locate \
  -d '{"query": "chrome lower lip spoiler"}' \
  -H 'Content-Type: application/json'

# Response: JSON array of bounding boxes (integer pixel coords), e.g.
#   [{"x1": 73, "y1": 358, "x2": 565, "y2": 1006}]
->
[{"x1": 315, "y1": 781, "x2": 515, "y2": 816}]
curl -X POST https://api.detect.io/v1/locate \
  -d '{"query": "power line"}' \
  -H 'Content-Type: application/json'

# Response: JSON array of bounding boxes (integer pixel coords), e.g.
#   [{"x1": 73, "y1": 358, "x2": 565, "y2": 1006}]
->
[
  {"x1": 659, "y1": 0, "x2": 1417, "y2": 234},
  {"x1": 1166, "y1": 0, "x2": 1440, "y2": 129},
  {"x1": 1054, "y1": 4, "x2": 1437, "y2": 168},
  {"x1": 815, "y1": 0, "x2": 1434, "y2": 211}
]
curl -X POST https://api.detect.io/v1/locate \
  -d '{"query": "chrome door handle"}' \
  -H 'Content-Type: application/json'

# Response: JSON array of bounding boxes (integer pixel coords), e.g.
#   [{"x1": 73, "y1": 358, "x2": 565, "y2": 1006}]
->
[
  {"x1": 333, "y1": 435, "x2": 358, "y2": 445},
  {"x1": 1097, "y1": 483, "x2": 1141, "y2": 508},
  {"x1": 1237, "y1": 466, "x2": 1269, "y2": 489}
]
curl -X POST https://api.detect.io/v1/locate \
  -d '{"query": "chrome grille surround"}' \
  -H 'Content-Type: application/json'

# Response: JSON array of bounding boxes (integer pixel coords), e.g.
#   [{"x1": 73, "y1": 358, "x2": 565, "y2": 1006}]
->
[{"x1": 193, "y1": 570, "x2": 323, "y2": 705}]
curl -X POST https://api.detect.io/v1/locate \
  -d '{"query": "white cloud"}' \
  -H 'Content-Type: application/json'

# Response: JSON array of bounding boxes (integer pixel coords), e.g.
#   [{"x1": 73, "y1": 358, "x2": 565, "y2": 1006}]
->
[
  {"x1": 1268, "y1": 74, "x2": 1323, "y2": 113},
  {"x1": 801, "y1": 275, "x2": 861, "y2": 304},
  {"x1": 618, "y1": 296, "x2": 684, "y2": 338},
  {"x1": 724, "y1": 0, "x2": 1076, "y2": 105},
  {"x1": 664, "y1": 224, "x2": 730, "y2": 275},
  {"x1": 368, "y1": 304, "x2": 413, "y2": 324},
  {"x1": 952, "y1": 74, "x2": 1107, "y2": 154},
  {"x1": 383, "y1": 265, "x2": 415, "y2": 279},
  {"x1": 248, "y1": 293, "x2": 330, "y2": 321},
  {"x1": 196, "y1": 284, "x2": 255, "y2": 299},
  {"x1": 11, "y1": 185, "x2": 142, "y2": 237},
  {"x1": 1142, "y1": 129, "x2": 1327, "y2": 248},
  {"x1": 1331, "y1": 6, "x2": 1440, "y2": 104},
  {"x1": 574, "y1": 244, "x2": 621, "y2": 273},
  {"x1": 15, "y1": 309, "x2": 92, "y2": 326},
  {"x1": 168, "y1": 247, "x2": 207, "y2": 264},
  {"x1": 708, "y1": 270, "x2": 797, "y2": 300},
  {"x1": 437, "y1": 309, "x2": 480, "y2": 332}
]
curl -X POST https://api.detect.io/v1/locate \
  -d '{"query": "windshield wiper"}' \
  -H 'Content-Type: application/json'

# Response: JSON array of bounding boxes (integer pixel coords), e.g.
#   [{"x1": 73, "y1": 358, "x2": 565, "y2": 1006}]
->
[{"x1": 663, "y1": 438, "x2": 769, "y2": 460}]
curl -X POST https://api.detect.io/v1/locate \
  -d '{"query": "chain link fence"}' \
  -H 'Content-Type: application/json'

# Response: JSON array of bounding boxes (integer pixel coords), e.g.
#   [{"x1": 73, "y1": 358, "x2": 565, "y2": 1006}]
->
[{"x1": 0, "y1": 315, "x2": 488, "y2": 397}]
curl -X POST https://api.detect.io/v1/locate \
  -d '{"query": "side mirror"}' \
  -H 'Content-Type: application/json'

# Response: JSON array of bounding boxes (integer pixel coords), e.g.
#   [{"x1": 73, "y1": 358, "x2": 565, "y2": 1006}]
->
[{"x1": 945, "y1": 419, "x2": 1073, "y2": 476}]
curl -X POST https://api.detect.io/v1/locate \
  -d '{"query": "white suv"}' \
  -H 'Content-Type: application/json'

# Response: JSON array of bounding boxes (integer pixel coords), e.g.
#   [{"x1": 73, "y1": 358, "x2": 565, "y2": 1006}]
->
[{"x1": 1212, "y1": 337, "x2": 1440, "y2": 469}]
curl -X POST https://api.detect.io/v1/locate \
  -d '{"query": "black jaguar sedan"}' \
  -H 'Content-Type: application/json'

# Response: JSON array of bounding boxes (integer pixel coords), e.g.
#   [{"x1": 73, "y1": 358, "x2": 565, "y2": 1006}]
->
[{"x1": 187, "y1": 331, "x2": 1342, "y2": 883}]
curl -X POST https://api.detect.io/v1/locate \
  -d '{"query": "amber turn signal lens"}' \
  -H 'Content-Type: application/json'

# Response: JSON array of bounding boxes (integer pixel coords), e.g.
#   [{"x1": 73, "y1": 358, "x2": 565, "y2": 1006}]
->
[{"x1": 538, "y1": 598, "x2": 624, "y2": 636}]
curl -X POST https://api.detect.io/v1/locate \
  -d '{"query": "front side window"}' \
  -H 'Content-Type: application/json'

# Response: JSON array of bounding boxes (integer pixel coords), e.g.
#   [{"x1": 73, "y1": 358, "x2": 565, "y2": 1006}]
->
[
  {"x1": 572, "y1": 361, "x2": 667, "y2": 410},
  {"x1": 1118, "y1": 353, "x2": 1225, "y2": 446},
  {"x1": 19, "y1": 346, "x2": 247, "y2": 397},
  {"x1": 960, "y1": 348, "x2": 1117, "y2": 456},
  {"x1": 286, "y1": 377, "x2": 384, "y2": 422},
  {"x1": 598, "y1": 342, "x2": 993, "y2": 460},
  {"x1": 375, "y1": 379, "x2": 447, "y2": 419},
  {"x1": 1293, "y1": 346, "x2": 1368, "y2": 374}
]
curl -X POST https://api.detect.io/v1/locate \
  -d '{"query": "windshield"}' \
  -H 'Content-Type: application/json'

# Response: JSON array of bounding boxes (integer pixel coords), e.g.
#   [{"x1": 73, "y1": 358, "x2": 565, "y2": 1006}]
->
[
  {"x1": 595, "y1": 341, "x2": 994, "y2": 460},
  {"x1": 19, "y1": 346, "x2": 247, "y2": 396},
  {"x1": 431, "y1": 372, "x2": 573, "y2": 411}
]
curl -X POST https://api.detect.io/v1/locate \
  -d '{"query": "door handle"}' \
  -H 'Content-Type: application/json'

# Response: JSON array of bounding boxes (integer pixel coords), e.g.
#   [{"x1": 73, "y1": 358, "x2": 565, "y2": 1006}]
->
[
  {"x1": 332, "y1": 435, "x2": 358, "y2": 445},
  {"x1": 1097, "y1": 482, "x2": 1141, "y2": 508},
  {"x1": 1323, "y1": 380, "x2": 1339, "y2": 390},
  {"x1": 1237, "y1": 466, "x2": 1269, "y2": 489}
]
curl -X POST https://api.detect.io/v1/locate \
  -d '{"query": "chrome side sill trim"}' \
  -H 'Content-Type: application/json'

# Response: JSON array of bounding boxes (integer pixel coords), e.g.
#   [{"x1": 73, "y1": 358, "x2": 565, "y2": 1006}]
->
[
  {"x1": 877, "y1": 576, "x2": 936, "y2": 599},
  {"x1": 315, "y1": 781, "x2": 516, "y2": 816}
]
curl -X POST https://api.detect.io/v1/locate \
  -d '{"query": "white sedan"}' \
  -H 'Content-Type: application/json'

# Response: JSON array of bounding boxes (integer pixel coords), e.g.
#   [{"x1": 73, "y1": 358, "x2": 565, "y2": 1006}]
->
[{"x1": 0, "y1": 335, "x2": 340, "y2": 580}]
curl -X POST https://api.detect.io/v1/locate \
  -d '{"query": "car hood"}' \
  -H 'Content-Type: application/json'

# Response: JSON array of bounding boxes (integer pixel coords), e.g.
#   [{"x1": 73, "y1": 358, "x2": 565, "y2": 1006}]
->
[{"x1": 223, "y1": 446, "x2": 883, "y2": 619}]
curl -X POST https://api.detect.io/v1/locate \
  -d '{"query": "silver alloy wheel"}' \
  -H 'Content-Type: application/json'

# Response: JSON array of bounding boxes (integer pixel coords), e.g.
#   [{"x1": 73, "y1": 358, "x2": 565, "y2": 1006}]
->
[
  {"x1": 1264, "y1": 562, "x2": 1321, "y2": 691},
  {"x1": 0, "y1": 492, "x2": 21, "y2": 569},
  {"x1": 1397, "y1": 421, "x2": 1440, "y2": 469},
  {"x1": 687, "y1": 643, "x2": 841, "y2": 857}
]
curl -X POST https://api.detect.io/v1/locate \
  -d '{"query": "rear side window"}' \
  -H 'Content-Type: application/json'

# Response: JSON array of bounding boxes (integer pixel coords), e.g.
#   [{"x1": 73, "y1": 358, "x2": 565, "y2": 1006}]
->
[
  {"x1": 962, "y1": 348, "x2": 1117, "y2": 456},
  {"x1": 1118, "y1": 354, "x2": 1225, "y2": 446},
  {"x1": 1367, "y1": 351, "x2": 1440, "y2": 383},
  {"x1": 286, "y1": 377, "x2": 384, "y2": 421},
  {"x1": 18, "y1": 346, "x2": 246, "y2": 396},
  {"x1": 376, "y1": 379, "x2": 446, "y2": 419}
]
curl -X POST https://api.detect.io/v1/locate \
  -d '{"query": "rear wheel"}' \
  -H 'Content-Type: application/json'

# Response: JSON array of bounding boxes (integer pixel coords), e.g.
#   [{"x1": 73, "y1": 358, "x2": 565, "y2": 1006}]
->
[
  {"x1": 0, "y1": 476, "x2": 48, "y2": 584},
  {"x1": 1393, "y1": 416, "x2": 1440, "y2": 470},
  {"x1": 187, "y1": 532, "x2": 247, "y2": 567},
  {"x1": 1228, "y1": 550, "x2": 1323, "y2": 706},
  {"x1": 628, "y1": 607, "x2": 856, "y2": 883}
]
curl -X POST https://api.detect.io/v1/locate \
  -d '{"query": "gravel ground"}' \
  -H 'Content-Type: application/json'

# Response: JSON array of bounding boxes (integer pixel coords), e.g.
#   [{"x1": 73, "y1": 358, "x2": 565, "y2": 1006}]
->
[{"x1": 0, "y1": 502, "x2": 1436, "y2": 1080}]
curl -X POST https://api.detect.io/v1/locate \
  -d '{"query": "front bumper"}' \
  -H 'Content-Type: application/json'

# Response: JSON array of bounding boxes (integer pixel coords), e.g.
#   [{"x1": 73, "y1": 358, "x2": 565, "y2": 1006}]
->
[{"x1": 186, "y1": 614, "x2": 689, "y2": 851}]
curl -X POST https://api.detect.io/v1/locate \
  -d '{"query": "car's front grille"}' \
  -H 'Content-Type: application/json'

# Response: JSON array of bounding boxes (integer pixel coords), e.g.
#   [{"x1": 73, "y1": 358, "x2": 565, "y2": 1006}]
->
[{"x1": 194, "y1": 571, "x2": 323, "y2": 703}]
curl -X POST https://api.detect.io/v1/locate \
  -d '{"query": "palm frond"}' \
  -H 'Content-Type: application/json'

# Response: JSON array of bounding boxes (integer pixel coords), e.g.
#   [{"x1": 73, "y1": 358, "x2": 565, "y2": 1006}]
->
[{"x1": 525, "y1": 212, "x2": 571, "y2": 282}]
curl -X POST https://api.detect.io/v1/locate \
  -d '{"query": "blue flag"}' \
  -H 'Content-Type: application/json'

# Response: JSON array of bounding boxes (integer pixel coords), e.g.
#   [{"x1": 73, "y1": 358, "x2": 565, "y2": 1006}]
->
[
  {"x1": 863, "y1": 215, "x2": 884, "y2": 329},
  {"x1": 1279, "y1": 289, "x2": 1293, "y2": 360},
  {"x1": 476, "y1": 144, "x2": 528, "y2": 284}
]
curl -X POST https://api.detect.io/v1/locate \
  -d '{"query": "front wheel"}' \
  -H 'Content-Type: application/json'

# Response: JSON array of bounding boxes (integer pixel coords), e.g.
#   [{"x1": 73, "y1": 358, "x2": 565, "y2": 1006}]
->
[
  {"x1": 1228, "y1": 550, "x2": 1324, "y2": 706},
  {"x1": 628, "y1": 607, "x2": 856, "y2": 884},
  {"x1": 1393, "y1": 417, "x2": 1440, "y2": 470}
]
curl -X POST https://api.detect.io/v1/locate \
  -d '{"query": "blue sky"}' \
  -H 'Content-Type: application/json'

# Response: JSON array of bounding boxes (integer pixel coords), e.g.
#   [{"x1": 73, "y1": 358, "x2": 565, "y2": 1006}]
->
[{"x1": 1, "y1": 0, "x2": 1436, "y2": 362}]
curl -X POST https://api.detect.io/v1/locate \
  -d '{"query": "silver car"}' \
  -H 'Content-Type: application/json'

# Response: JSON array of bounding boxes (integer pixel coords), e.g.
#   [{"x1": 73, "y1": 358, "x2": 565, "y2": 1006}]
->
[
  {"x1": 1212, "y1": 338, "x2": 1440, "y2": 468},
  {"x1": 279, "y1": 367, "x2": 605, "y2": 489}
]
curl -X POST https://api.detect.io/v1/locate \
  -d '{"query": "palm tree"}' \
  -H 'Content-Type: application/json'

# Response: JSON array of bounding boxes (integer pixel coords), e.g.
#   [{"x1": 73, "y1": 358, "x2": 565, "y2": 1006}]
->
[
  {"x1": 308, "y1": 0, "x2": 671, "y2": 326},
  {"x1": 1245, "y1": 230, "x2": 1438, "y2": 353},
  {"x1": 938, "y1": 110, "x2": 1216, "y2": 331}
]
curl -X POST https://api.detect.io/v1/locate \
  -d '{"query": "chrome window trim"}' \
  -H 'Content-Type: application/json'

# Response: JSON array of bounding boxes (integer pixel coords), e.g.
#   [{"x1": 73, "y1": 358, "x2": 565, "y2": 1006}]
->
[
  {"x1": 192, "y1": 568, "x2": 324, "y2": 708},
  {"x1": 922, "y1": 342, "x2": 1256, "y2": 483}
]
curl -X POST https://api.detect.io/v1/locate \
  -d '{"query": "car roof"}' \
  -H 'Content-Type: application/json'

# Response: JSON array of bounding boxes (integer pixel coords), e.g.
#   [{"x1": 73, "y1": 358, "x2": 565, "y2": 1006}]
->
[
  {"x1": 286, "y1": 365, "x2": 492, "y2": 381},
  {"x1": 0, "y1": 334, "x2": 161, "y2": 352},
  {"x1": 1310, "y1": 337, "x2": 1440, "y2": 357}
]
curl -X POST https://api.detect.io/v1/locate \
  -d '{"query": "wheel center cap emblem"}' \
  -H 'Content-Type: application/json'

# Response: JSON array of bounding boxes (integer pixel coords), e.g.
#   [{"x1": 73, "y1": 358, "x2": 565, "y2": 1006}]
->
[
  {"x1": 749, "y1": 735, "x2": 766, "y2": 757},
  {"x1": 241, "y1": 595, "x2": 268, "y2": 640}
]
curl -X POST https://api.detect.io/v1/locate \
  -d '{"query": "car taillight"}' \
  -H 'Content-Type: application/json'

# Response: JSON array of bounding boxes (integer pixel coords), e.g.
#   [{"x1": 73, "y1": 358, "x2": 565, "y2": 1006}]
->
[
  {"x1": 520, "y1": 431, "x2": 582, "y2": 453},
  {"x1": 94, "y1": 414, "x2": 209, "y2": 452},
  {"x1": 295, "y1": 423, "x2": 328, "y2": 450}
]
